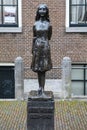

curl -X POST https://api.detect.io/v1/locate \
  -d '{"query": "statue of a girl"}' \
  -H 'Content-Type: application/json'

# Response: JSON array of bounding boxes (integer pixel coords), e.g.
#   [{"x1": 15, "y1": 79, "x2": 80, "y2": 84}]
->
[{"x1": 31, "y1": 4, "x2": 52, "y2": 96}]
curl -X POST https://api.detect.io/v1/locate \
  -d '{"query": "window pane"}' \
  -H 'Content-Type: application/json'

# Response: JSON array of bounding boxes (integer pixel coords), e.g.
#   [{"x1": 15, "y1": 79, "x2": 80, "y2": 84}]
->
[
  {"x1": 3, "y1": 6, "x2": 17, "y2": 24},
  {"x1": 85, "y1": 66, "x2": 87, "y2": 80},
  {"x1": 84, "y1": 6, "x2": 87, "y2": 22},
  {"x1": 71, "y1": 0, "x2": 85, "y2": 5},
  {"x1": 86, "y1": 82, "x2": 87, "y2": 95},
  {"x1": 78, "y1": 6, "x2": 85, "y2": 23},
  {"x1": 70, "y1": 6, "x2": 78, "y2": 24},
  {"x1": 70, "y1": 5, "x2": 85, "y2": 24},
  {"x1": 0, "y1": 0, "x2": 1, "y2": 4},
  {"x1": 72, "y1": 65, "x2": 84, "y2": 80},
  {"x1": 72, "y1": 82, "x2": 84, "y2": 95},
  {"x1": 0, "y1": 6, "x2": 2, "y2": 24},
  {"x1": 3, "y1": 0, "x2": 17, "y2": 5}
]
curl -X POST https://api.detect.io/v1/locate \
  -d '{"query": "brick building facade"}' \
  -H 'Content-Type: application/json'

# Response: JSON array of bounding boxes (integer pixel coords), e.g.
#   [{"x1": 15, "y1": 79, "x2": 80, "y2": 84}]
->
[{"x1": 0, "y1": 0, "x2": 87, "y2": 79}]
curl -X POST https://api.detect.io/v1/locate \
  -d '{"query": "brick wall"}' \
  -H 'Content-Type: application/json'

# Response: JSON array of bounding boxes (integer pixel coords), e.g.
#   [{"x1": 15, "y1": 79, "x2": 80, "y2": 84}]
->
[{"x1": 0, "y1": 0, "x2": 87, "y2": 79}]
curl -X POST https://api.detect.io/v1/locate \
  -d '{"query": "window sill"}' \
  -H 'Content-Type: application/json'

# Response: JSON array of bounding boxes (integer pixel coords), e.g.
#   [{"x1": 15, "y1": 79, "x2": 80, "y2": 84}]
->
[
  {"x1": 0, "y1": 27, "x2": 22, "y2": 33},
  {"x1": 66, "y1": 27, "x2": 87, "y2": 33},
  {"x1": 0, "y1": 63, "x2": 14, "y2": 66}
]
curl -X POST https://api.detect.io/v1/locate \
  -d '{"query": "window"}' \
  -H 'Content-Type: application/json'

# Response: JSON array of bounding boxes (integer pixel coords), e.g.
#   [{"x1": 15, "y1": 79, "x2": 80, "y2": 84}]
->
[
  {"x1": 0, "y1": 0, "x2": 22, "y2": 32},
  {"x1": 72, "y1": 63, "x2": 87, "y2": 96},
  {"x1": 66, "y1": 0, "x2": 87, "y2": 32}
]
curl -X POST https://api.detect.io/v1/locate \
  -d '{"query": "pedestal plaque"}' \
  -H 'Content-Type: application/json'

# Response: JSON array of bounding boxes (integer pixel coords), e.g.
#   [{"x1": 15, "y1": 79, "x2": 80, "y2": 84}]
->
[{"x1": 27, "y1": 91, "x2": 54, "y2": 130}]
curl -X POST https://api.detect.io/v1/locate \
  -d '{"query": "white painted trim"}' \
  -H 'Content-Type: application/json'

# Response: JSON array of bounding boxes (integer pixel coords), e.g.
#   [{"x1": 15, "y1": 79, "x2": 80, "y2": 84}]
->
[
  {"x1": 0, "y1": 0, "x2": 22, "y2": 33},
  {"x1": 18, "y1": 0, "x2": 22, "y2": 29},
  {"x1": 65, "y1": 0, "x2": 87, "y2": 32},
  {"x1": 66, "y1": 27, "x2": 87, "y2": 32},
  {"x1": 0, "y1": 99, "x2": 17, "y2": 101},
  {"x1": 72, "y1": 95, "x2": 87, "y2": 99},
  {"x1": 0, "y1": 63, "x2": 15, "y2": 66},
  {"x1": 0, "y1": 27, "x2": 22, "y2": 32},
  {"x1": 65, "y1": 0, "x2": 69, "y2": 28}
]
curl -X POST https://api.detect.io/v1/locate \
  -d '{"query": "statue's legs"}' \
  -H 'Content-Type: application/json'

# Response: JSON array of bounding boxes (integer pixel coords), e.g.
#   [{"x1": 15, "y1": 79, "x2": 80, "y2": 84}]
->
[{"x1": 37, "y1": 71, "x2": 45, "y2": 95}]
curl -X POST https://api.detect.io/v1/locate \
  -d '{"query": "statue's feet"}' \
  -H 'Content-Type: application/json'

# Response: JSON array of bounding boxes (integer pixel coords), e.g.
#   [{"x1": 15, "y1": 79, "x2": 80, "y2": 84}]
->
[
  {"x1": 38, "y1": 88, "x2": 48, "y2": 98},
  {"x1": 38, "y1": 88, "x2": 43, "y2": 96}
]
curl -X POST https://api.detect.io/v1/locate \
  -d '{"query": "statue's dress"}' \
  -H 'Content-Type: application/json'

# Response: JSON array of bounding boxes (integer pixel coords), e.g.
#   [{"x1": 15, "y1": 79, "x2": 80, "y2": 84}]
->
[{"x1": 31, "y1": 21, "x2": 52, "y2": 72}]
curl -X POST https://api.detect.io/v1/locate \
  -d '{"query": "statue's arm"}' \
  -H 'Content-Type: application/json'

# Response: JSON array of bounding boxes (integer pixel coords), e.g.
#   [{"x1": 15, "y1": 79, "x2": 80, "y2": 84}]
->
[
  {"x1": 32, "y1": 26, "x2": 35, "y2": 54},
  {"x1": 48, "y1": 25, "x2": 52, "y2": 40},
  {"x1": 33, "y1": 25, "x2": 37, "y2": 43},
  {"x1": 33, "y1": 25, "x2": 36, "y2": 38},
  {"x1": 32, "y1": 25, "x2": 37, "y2": 54}
]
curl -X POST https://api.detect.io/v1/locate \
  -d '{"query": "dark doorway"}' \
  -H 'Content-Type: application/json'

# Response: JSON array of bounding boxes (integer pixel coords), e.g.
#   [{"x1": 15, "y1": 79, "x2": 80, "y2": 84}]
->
[{"x1": 0, "y1": 66, "x2": 15, "y2": 99}]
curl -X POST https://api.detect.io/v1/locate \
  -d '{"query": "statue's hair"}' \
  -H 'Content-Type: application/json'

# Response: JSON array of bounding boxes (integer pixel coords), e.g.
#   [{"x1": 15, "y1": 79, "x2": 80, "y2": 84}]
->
[{"x1": 35, "y1": 4, "x2": 50, "y2": 22}]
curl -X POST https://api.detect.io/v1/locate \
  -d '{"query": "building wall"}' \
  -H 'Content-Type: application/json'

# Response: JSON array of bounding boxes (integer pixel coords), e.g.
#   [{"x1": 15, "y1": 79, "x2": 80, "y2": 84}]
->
[{"x1": 0, "y1": 0, "x2": 87, "y2": 79}]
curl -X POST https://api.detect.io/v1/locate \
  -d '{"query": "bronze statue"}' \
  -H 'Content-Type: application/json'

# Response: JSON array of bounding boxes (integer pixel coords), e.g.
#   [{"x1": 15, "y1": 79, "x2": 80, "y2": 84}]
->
[{"x1": 31, "y1": 4, "x2": 52, "y2": 96}]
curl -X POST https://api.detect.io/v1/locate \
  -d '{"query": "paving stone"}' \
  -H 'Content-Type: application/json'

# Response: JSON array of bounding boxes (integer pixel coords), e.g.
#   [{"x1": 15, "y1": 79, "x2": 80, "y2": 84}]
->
[{"x1": 0, "y1": 101, "x2": 87, "y2": 130}]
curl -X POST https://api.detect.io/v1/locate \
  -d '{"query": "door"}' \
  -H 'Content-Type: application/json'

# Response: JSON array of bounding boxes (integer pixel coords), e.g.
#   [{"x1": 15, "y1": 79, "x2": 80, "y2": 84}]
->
[{"x1": 0, "y1": 66, "x2": 15, "y2": 99}]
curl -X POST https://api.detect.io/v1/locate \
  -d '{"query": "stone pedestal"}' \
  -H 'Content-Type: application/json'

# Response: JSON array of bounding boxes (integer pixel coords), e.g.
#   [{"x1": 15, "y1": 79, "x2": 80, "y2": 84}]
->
[
  {"x1": 62, "y1": 57, "x2": 71, "y2": 98},
  {"x1": 15, "y1": 57, "x2": 24, "y2": 100},
  {"x1": 27, "y1": 91, "x2": 54, "y2": 130}
]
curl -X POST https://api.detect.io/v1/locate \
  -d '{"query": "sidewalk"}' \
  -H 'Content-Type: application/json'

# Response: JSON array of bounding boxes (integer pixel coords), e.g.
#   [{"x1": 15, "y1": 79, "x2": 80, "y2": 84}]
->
[{"x1": 0, "y1": 100, "x2": 87, "y2": 130}]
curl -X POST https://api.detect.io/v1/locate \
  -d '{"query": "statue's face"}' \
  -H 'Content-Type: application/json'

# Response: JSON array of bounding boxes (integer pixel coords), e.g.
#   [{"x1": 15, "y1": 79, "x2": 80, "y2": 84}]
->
[{"x1": 38, "y1": 5, "x2": 47, "y2": 17}]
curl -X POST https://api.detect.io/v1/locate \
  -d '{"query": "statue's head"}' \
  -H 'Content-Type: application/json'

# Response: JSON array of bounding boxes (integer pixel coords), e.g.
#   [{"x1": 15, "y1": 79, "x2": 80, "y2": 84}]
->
[{"x1": 35, "y1": 4, "x2": 50, "y2": 22}]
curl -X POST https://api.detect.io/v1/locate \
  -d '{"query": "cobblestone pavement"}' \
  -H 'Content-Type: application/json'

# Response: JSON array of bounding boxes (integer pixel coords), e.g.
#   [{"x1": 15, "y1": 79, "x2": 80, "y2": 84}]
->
[
  {"x1": 0, "y1": 100, "x2": 87, "y2": 130},
  {"x1": 55, "y1": 101, "x2": 87, "y2": 130}
]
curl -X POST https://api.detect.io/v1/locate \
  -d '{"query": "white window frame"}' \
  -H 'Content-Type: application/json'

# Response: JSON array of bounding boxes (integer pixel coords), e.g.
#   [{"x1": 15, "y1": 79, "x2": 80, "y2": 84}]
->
[
  {"x1": 66, "y1": 0, "x2": 87, "y2": 32},
  {"x1": 0, "y1": 0, "x2": 22, "y2": 33}
]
